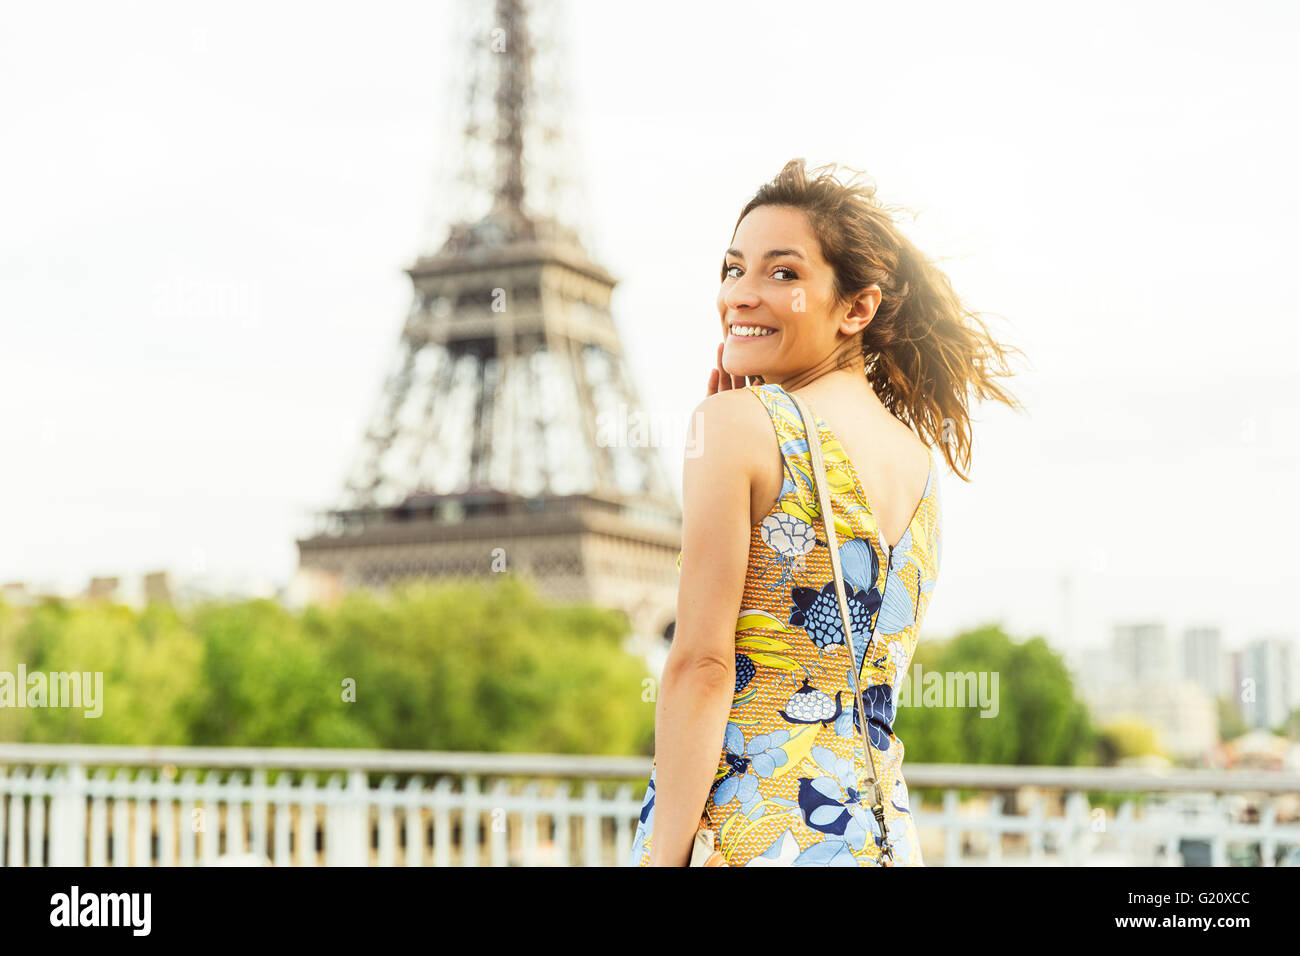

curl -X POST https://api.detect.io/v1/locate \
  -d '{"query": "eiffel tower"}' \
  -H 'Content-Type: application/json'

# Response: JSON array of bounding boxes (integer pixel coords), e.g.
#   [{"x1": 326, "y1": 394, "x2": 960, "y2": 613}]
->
[{"x1": 294, "y1": 0, "x2": 682, "y2": 653}]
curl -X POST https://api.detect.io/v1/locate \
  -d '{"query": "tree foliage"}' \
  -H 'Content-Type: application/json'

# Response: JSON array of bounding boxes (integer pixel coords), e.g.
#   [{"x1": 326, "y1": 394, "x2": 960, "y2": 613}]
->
[
  {"x1": 0, "y1": 596, "x2": 1119, "y2": 766},
  {"x1": 0, "y1": 573, "x2": 654, "y2": 754},
  {"x1": 894, "y1": 622, "x2": 1098, "y2": 766}
]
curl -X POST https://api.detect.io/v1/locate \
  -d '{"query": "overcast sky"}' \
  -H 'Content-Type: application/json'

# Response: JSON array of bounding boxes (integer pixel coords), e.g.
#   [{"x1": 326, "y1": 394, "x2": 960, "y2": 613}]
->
[{"x1": 2, "y1": 0, "x2": 1296, "y2": 662}]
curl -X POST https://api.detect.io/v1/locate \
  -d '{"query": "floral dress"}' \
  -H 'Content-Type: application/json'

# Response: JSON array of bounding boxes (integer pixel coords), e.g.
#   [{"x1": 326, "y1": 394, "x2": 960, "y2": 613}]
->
[{"x1": 628, "y1": 382, "x2": 942, "y2": 866}]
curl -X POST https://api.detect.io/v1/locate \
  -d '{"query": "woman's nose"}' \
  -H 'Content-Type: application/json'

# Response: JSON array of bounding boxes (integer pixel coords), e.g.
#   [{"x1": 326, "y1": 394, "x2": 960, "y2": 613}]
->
[{"x1": 721, "y1": 275, "x2": 761, "y2": 310}]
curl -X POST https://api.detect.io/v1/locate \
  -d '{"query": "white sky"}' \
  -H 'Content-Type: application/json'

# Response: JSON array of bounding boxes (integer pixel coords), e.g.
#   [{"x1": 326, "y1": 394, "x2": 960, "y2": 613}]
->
[{"x1": 1, "y1": 0, "x2": 1297, "y2": 661}]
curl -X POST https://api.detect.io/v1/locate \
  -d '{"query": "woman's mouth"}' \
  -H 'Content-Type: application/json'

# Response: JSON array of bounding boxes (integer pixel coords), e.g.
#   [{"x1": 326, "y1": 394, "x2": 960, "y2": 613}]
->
[{"x1": 729, "y1": 324, "x2": 777, "y2": 338}]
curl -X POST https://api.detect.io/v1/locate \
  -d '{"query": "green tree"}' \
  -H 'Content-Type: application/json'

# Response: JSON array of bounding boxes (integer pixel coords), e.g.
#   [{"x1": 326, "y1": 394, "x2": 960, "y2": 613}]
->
[
  {"x1": 1095, "y1": 718, "x2": 1166, "y2": 763},
  {"x1": 178, "y1": 597, "x2": 376, "y2": 748},
  {"x1": 1274, "y1": 706, "x2": 1300, "y2": 742},
  {"x1": 3, "y1": 598, "x2": 200, "y2": 745},
  {"x1": 0, "y1": 578, "x2": 658, "y2": 755},
  {"x1": 306, "y1": 573, "x2": 654, "y2": 754},
  {"x1": 895, "y1": 622, "x2": 1097, "y2": 766},
  {"x1": 1217, "y1": 695, "x2": 1248, "y2": 741}
]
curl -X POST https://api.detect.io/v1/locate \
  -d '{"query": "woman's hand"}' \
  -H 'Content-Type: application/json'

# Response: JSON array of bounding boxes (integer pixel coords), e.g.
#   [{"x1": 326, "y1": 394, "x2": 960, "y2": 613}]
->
[{"x1": 707, "y1": 341, "x2": 758, "y2": 395}]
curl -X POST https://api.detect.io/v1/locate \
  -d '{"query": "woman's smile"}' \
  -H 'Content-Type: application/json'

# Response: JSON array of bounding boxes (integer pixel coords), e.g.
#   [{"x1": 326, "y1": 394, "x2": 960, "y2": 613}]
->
[{"x1": 728, "y1": 323, "x2": 778, "y2": 339}]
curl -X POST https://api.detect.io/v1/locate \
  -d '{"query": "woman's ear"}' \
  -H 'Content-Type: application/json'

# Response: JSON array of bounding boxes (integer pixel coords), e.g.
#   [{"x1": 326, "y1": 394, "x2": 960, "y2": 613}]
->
[{"x1": 845, "y1": 284, "x2": 882, "y2": 333}]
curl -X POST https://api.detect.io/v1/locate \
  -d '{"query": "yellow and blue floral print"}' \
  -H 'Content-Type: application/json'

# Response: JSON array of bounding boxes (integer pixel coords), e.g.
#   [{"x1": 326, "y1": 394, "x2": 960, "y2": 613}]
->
[{"x1": 629, "y1": 383, "x2": 942, "y2": 866}]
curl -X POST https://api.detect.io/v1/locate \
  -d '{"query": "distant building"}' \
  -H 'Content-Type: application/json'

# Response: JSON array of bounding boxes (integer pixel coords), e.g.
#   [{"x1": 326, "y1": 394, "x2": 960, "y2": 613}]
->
[
  {"x1": 1226, "y1": 729, "x2": 1293, "y2": 772},
  {"x1": 1078, "y1": 622, "x2": 1221, "y2": 759},
  {"x1": 143, "y1": 570, "x2": 174, "y2": 605},
  {"x1": 85, "y1": 576, "x2": 120, "y2": 602},
  {"x1": 0, "y1": 570, "x2": 286, "y2": 611},
  {"x1": 1182, "y1": 625, "x2": 1226, "y2": 702},
  {"x1": 1111, "y1": 622, "x2": 1173, "y2": 685},
  {"x1": 1064, "y1": 642, "x2": 1109, "y2": 702},
  {"x1": 292, "y1": 2, "x2": 681, "y2": 663},
  {"x1": 1, "y1": 581, "x2": 29, "y2": 605},
  {"x1": 1, "y1": 580, "x2": 82, "y2": 605},
  {"x1": 1084, "y1": 681, "x2": 1219, "y2": 758},
  {"x1": 1232, "y1": 637, "x2": 1298, "y2": 731}
]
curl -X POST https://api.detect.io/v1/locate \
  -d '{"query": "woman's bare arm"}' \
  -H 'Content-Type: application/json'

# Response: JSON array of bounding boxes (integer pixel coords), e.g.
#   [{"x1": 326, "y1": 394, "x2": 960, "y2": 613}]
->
[{"x1": 647, "y1": 390, "x2": 760, "y2": 866}]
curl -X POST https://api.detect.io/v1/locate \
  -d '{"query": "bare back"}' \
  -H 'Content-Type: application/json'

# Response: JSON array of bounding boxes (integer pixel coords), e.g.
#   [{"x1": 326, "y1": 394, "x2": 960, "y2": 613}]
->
[{"x1": 748, "y1": 385, "x2": 932, "y2": 551}]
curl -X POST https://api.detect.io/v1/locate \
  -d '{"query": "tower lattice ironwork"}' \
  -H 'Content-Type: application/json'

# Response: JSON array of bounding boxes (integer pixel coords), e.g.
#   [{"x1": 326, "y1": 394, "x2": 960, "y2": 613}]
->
[{"x1": 295, "y1": 0, "x2": 681, "y2": 653}]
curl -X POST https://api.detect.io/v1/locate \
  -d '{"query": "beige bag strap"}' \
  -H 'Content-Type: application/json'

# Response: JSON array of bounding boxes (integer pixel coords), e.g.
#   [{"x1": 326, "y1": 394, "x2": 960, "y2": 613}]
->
[{"x1": 788, "y1": 391, "x2": 895, "y2": 865}]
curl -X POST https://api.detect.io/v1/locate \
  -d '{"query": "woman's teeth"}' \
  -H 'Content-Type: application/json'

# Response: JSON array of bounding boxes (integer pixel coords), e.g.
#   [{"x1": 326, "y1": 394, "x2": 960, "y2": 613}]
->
[{"x1": 731, "y1": 325, "x2": 776, "y2": 337}]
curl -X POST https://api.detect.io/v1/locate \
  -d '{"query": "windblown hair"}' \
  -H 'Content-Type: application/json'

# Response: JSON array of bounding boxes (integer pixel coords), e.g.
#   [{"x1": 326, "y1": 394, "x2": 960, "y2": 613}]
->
[{"x1": 734, "y1": 158, "x2": 1027, "y2": 481}]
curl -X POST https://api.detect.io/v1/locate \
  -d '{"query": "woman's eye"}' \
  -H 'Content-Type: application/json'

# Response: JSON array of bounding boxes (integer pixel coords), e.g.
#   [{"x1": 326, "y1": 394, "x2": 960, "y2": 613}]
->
[{"x1": 722, "y1": 264, "x2": 797, "y2": 280}]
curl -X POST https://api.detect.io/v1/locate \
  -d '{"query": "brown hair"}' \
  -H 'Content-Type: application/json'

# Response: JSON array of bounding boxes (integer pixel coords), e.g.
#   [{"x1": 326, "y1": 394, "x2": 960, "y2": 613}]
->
[{"x1": 733, "y1": 158, "x2": 1027, "y2": 481}]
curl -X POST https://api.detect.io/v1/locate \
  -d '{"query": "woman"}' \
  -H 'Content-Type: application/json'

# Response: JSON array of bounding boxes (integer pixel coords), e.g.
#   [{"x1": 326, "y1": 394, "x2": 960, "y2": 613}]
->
[{"x1": 628, "y1": 158, "x2": 1025, "y2": 867}]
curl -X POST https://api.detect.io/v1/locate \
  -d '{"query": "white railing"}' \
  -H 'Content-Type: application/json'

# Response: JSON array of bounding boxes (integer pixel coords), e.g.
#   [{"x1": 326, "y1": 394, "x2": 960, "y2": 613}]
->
[
  {"x1": 1, "y1": 744, "x2": 1298, "y2": 866},
  {"x1": 902, "y1": 762, "x2": 1300, "y2": 866}
]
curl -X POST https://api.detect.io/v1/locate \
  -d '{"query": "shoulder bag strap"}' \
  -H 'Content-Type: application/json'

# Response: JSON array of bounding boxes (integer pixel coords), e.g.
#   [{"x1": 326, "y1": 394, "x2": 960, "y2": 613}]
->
[{"x1": 789, "y1": 391, "x2": 895, "y2": 866}]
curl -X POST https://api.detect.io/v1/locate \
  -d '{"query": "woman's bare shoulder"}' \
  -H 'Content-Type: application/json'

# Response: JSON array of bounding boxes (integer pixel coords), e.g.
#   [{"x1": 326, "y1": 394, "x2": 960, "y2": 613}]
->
[{"x1": 684, "y1": 387, "x2": 775, "y2": 472}]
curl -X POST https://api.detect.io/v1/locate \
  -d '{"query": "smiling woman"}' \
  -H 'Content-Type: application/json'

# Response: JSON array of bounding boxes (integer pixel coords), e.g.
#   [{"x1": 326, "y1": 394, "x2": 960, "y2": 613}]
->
[{"x1": 629, "y1": 158, "x2": 1027, "y2": 867}]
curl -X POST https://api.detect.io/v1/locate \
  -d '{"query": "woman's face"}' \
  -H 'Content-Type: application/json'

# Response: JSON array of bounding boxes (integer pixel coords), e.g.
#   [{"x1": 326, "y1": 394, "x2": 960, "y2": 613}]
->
[{"x1": 717, "y1": 203, "x2": 873, "y2": 382}]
